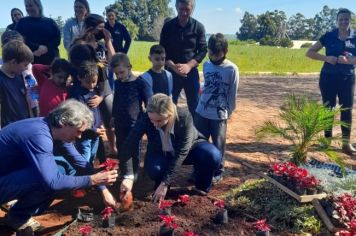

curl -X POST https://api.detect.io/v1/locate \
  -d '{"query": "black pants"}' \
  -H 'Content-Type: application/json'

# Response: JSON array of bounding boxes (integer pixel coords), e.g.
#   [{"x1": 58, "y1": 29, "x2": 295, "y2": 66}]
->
[{"x1": 319, "y1": 72, "x2": 355, "y2": 140}]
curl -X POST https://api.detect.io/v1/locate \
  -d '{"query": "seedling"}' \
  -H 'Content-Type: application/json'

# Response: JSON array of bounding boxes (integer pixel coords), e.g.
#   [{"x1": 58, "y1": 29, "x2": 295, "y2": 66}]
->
[
  {"x1": 101, "y1": 207, "x2": 115, "y2": 228},
  {"x1": 79, "y1": 225, "x2": 92, "y2": 236},
  {"x1": 99, "y1": 158, "x2": 119, "y2": 171},
  {"x1": 159, "y1": 215, "x2": 178, "y2": 236},
  {"x1": 212, "y1": 199, "x2": 228, "y2": 224},
  {"x1": 159, "y1": 200, "x2": 173, "y2": 215},
  {"x1": 184, "y1": 231, "x2": 198, "y2": 236},
  {"x1": 177, "y1": 195, "x2": 190, "y2": 206},
  {"x1": 253, "y1": 219, "x2": 271, "y2": 236}
]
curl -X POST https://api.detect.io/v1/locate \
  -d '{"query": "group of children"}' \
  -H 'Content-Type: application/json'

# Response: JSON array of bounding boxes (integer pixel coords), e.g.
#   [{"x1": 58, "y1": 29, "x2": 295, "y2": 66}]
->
[{"x1": 0, "y1": 30, "x2": 238, "y2": 185}]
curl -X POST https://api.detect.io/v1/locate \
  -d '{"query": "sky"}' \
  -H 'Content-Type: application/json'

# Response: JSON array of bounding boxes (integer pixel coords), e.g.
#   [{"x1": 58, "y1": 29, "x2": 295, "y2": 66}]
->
[{"x1": 1, "y1": 0, "x2": 356, "y2": 34}]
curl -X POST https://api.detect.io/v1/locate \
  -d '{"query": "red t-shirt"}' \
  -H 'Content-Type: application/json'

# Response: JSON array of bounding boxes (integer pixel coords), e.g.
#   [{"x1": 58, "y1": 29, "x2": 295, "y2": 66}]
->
[{"x1": 39, "y1": 79, "x2": 68, "y2": 116}]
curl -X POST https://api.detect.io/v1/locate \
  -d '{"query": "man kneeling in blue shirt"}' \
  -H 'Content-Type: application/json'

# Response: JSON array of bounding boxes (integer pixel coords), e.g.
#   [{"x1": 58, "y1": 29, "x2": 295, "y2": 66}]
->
[{"x1": 0, "y1": 99, "x2": 118, "y2": 232}]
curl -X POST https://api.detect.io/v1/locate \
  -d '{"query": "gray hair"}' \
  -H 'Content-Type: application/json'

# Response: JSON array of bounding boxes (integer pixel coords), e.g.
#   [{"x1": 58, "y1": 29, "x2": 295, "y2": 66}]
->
[
  {"x1": 47, "y1": 99, "x2": 94, "y2": 128},
  {"x1": 25, "y1": 0, "x2": 44, "y2": 17},
  {"x1": 175, "y1": 0, "x2": 195, "y2": 8}
]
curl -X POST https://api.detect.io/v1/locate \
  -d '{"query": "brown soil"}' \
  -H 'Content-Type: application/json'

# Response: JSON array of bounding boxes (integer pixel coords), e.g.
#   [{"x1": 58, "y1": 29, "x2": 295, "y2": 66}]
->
[{"x1": 2, "y1": 76, "x2": 356, "y2": 236}]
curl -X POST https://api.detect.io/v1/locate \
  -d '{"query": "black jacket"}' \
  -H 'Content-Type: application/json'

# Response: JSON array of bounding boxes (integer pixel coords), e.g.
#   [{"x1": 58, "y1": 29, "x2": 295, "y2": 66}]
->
[{"x1": 120, "y1": 107, "x2": 204, "y2": 184}]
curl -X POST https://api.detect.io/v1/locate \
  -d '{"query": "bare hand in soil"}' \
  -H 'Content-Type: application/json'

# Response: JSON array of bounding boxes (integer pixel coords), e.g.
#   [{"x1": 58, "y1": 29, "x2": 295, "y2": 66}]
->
[
  {"x1": 91, "y1": 170, "x2": 118, "y2": 186},
  {"x1": 101, "y1": 188, "x2": 117, "y2": 208},
  {"x1": 120, "y1": 179, "x2": 134, "y2": 198},
  {"x1": 152, "y1": 182, "x2": 168, "y2": 203}
]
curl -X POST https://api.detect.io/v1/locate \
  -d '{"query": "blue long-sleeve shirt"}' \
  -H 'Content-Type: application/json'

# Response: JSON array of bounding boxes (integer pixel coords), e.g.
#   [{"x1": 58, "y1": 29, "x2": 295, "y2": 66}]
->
[{"x1": 0, "y1": 118, "x2": 91, "y2": 192}]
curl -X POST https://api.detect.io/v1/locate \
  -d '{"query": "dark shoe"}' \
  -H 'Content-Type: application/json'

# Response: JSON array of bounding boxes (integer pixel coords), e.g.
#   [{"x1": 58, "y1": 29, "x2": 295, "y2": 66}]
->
[
  {"x1": 212, "y1": 175, "x2": 223, "y2": 186},
  {"x1": 342, "y1": 143, "x2": 356, "y2": 155}
]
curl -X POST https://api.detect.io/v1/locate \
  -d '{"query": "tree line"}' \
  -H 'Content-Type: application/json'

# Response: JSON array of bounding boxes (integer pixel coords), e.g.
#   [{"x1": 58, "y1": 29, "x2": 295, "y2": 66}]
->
[{"x1": 237, "y1": 6, "x2": 356, "y2": 47}]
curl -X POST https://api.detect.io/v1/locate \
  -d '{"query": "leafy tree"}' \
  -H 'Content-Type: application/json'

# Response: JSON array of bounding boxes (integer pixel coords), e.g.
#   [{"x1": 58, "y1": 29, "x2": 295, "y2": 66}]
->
[
  {"x1": 237, "y1": 11, "x2": 257, "y2": 41},
  {"x1": 311, "y1": 5, "x2": 338, "y2": 40},
  {"x1": 256, "y1": 10, "x2": 287, "y2": 40},
  {"x1": 288, "y1": 13, "x2": 312, "y2": 40},
  {"x1": 54, "y1": 16, "x2": 65, "y2": 34},
  {"x1": 105, "y1": 0, "x2": 172, "y2": 41}
]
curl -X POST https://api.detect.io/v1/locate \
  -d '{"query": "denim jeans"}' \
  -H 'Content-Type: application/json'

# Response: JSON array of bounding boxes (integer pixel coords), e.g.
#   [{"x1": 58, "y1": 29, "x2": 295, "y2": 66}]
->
[
  {"x1": 0, "y1": 168, "x2": 55, "y2": 227},
  {"x1": 76, "y1": 136, "x2": 100, "y2": 164},
  {"x1": 319, "y1": 72, "x2": 355, "y2": 141},
  {"x1": 170, "y1": 67, "x2": 200, "y2": 116},
  {"x1": 194, "y1": 113, "x2": 227, "y2": 176},
  {"x1": 144, "y1": 140, "x2": 221, "y2": 192}
]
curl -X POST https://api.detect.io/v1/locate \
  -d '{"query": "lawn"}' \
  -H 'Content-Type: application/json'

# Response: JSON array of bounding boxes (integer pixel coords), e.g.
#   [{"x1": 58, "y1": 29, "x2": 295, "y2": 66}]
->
[{"x1": 3, "y1": 40, "x2": 324, "y2": 74}]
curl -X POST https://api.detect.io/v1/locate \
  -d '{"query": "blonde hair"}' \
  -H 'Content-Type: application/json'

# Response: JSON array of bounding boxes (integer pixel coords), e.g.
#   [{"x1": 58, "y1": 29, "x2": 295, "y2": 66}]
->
[{"x1": 147, "y1": 94, "x2": 178, "y2": 152}]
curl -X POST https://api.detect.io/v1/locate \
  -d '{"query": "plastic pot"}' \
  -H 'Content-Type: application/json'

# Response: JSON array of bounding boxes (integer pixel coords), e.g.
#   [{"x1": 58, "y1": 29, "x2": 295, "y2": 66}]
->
[
  {"x1": 306, "y1": 188, "x2": 317, "y2": 195},
  {"x1": 213, "y1": 209, "x2": 228, "y2": 224},
  {"x1": 256, "y1": 231, "x2": 270, "y2": 236},
  {"x1": 295, "y1": 186, "x2": 306, "y2": 195},
  {"x1": 77, "y1": 206, "x2": 94, "y2": 222},
  {"x1": 159, "y1": 225, "x2": 174, "y2": 236},
  {"x1": 102, "y1": 214, "x2": 116, "y2": 228},
  {"x1": 316, "y1": 185, "x2": 324, "y2": 194}
]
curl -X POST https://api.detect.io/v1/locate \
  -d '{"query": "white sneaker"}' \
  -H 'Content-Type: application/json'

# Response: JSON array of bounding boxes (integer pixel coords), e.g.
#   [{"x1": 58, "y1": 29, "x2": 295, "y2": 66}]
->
[{"x1": 4, "y1": 216, "x2": 42, "y2": 231}]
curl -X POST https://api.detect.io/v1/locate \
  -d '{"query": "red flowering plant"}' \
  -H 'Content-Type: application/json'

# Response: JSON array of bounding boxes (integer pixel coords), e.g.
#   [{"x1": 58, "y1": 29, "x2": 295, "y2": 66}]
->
[
  {"x1": 328, "y1": 194, "x2": 356, "y2": 229},
  {"x1": 336, "y1": 230, "x2": 356, "y2": 236},
  {"x1": 99, "y1": 158, "x2": 119, "y2": 171},
  {"x1": 300, "y1": 176, "x2": 319, "y2": 189},
  {"x1": 159, "y1": 215, "x2": 178, "y2": 230},
  {"x1": 159, "y1": 200, "x2": 174, "y2": 210},
  {"x1": 177, "y1": 194, "x2": 190, "y2": 205},
  {"x1": 252, "y1": 219, "x2": 271, "y2": 232},
  {"x1": 213, "y1": 199, "x2": 225, "y2": 209},
  {"x1": 79, "y1": 225, "x2": 92, "y2": 236},
  {"x1": 100, "y1": 207, "x2": 114, "y2": 220}
]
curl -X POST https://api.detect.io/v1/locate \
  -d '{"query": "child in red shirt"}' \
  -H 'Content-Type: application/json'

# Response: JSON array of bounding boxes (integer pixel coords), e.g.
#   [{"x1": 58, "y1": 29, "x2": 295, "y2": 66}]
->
[{"x1": 35, "y1": 58, "x2": 72, "y2": 116}]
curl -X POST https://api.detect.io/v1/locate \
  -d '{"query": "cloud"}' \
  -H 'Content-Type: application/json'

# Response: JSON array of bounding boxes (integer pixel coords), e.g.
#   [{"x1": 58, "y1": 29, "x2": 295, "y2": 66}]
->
[
  {"x1": 235, "y1": 7, "x2": 242, "y2": 14},
  {"x1": 216, "y1": 8, "x2": 223, "y2": 12}
]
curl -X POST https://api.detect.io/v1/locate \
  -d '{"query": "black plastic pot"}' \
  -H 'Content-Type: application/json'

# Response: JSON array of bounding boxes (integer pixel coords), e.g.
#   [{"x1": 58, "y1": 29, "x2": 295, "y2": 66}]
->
[
  {"x1": 77, "y1": 206, "x2": 94, "y2": 222},
  {"x1": 159, "y1": 225, "x2": 174, "y2": 236},
  {"x1": 306, "y1": 188, "x2": 317, "y2": 195},
  {"x1": 316, "y1": 185, "x2": 324, "y2": 194},
  {"x1": 213, "y1": 209, "x2": 228, "y2": 224},
  {"x1": 102, "y1": 214, "x2": 116, "y2": 228},
  {"x1": 295, "y1": 186, "x2": 306, "y2": 195},
  {"x1": 256, "y1": 230, "x2": 270, "y2": 236},
  {"x1": 159, "y1": 207, "x2": 171, "y2": 216}
]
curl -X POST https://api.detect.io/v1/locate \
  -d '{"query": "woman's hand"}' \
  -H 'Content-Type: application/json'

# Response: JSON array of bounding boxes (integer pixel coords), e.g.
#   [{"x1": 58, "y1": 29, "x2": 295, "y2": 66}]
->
[
  {"x1": 325, "y1": 56, "x2": 338, "y2": 65},
  {"x1": 101, "y1": 188, "x2": 117, "y2": 208},
  {"x1": 87, "y1": 95, "x2": 103, "y2": 108},
  {"x1": 152, "y1": 182, "x2": 168, "y2": 203},
  {"x1": 96, "y1": 125, "x2": 106, "y2": 137},
  {"x1": 120, "y1": 179, "x2": 134, "y2": 200}
]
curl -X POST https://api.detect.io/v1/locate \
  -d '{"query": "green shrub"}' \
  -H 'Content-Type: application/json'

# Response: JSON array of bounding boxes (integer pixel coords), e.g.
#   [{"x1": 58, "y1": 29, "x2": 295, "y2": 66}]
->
[
  {"x1": 301, "y1": 42, "x2": 313, "y2": 48},
  {"x1": 279, "y1": 38, "x2": 293, "y2": 48}
]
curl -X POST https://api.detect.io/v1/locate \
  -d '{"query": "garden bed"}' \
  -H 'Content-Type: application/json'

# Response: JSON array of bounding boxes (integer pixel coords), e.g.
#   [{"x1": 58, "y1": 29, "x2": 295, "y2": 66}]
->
[{"x1": 61, "y1": 189, "x2": 251, "y2": 236}]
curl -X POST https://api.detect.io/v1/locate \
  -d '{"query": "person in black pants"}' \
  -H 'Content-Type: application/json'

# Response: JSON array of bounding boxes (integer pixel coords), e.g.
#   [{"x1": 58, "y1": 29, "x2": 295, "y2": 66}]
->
[
  {"x1": 160, "y1": 0, "x2": 207, "y2": 116},
  {"x1": 119, "y1": 94, "x2": 221, "y2": 203},
  {"x1": 306, "y1": 8, "x2": 356, "y2": 155}
]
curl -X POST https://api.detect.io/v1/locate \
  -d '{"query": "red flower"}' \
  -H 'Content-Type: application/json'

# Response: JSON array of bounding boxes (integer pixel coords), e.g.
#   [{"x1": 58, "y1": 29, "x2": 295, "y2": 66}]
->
[
  {"x1": 159, "y1": 215, "x2": 178, "y2": 229},
  {"x1": 348, "y1": 219, "x2": 356, "y2": 229},
  {"x1": 337, "y1": 230, "x2": 351, "y2": 236},
  {"x1": 213, "y1": 199, "x2": 225, "y2": 209},
  {"x1": 178, "y1": 195, "x2": 190, "y2": 205},
  {"x1": 252, "y1": 219, "x2": 271, "y2": 232},
  {"x1": 79, "y1": 225, "x2": 92, "y2": 236},
  {"x1": 159, "y1": 200, "x2": 173, "y2": 210},
  {"x1": 301, "y1": 176, "x2": 319, "y2": 188},
  {"x1": 100, "y1": 207, "x2": 114, "y2": 219},
  {"x1": 184, "y1": 231, "x2": 198, "y2": 236},
  {"x1": 271, "y1": 163, "x2": 287, "y2": 175},
  {"x1": 294, "y1": 168, "x2": 308, "y2": 179},
  {"x1": 99, "y1": 158, "x2": 119, "y2": 171}
]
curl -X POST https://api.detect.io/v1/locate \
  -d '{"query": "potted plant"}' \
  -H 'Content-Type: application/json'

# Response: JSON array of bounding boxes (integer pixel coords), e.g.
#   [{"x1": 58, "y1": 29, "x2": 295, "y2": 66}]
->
[
  {"x1": 159, "y1": 215, "x2": 178, "y2": 236},
  {"x1": 212, "y1": 199, "x2": 228, "y2": 224},
  {"x1": 184, "y1": 231, "x2": 198, "y2": 236},
  {"x1": 177, "y1": 194, "x2": 190, "y2": 206},
  {"x1": 79, "y1": 225, "x2": 93, "y2": 236},
  {"x1": 301, "y1": 176, "x2": 320, "y2": 195},
  {"x1": 252, "y1": 219, "x2": 271, "y2": 236},
  {"x1": 256, "y1": 95, "x2": 346, "y2": 174},
  {"x1": 159, "y1": 200, "x2": 174, "y2": 215},
  {"x1": 101, "y1": 207, "x2": 115, "y2": 228}
]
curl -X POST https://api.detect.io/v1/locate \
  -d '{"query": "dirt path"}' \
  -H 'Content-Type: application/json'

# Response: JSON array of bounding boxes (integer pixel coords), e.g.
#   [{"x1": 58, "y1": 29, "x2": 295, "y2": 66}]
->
[{"x1": 2, "y1": 76, "x2": 356, "y2": 235}]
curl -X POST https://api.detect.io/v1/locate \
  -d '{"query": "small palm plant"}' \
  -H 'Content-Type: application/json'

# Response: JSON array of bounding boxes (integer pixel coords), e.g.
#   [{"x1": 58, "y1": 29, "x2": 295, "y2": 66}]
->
[{"x1": 256, "y1": 95, "x2": 346, "y2": 174}]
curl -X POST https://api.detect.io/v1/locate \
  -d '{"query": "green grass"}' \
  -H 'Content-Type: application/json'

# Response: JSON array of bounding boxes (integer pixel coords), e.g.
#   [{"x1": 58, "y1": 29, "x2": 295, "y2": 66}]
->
[{"x1": 3, "y1": 41, "x2": 324, "y2": 74}]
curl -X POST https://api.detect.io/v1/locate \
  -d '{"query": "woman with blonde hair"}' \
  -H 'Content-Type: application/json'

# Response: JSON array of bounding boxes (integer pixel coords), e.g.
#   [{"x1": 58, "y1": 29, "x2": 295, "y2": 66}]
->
[{"x1": 119, "y1": 94, "x2": 221, "y2": 202}]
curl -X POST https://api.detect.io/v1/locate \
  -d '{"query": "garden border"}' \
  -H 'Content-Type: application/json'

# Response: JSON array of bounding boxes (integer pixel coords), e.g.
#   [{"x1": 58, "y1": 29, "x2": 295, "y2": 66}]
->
[
  {"x1": 260, "y1": 173, "x2": 327, "y2": 203},
  {"x1": 312, "y1": 199, "x2": 346, "y2": 233}
]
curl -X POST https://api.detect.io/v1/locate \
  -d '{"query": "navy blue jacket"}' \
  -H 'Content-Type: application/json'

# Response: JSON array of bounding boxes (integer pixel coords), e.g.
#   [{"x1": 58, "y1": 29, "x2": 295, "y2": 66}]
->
[{"x1": 105, "y1": 21, "x2": 131, "y2": 53}]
